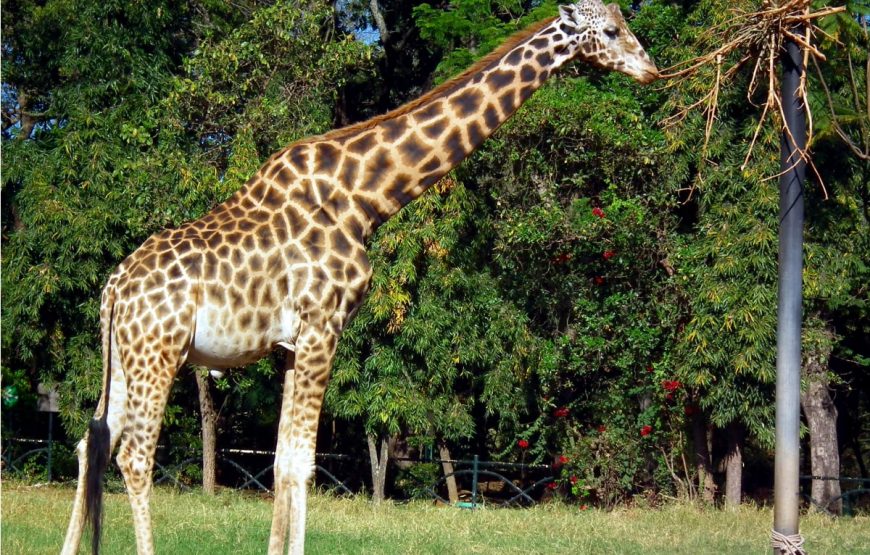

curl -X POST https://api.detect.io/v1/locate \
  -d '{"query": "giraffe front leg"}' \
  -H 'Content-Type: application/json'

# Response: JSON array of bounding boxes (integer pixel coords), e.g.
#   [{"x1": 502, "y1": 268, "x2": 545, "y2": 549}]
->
[
  {"x1": 269, "y1": 328, "x2": 337, "y2": 555},
  {"x1": 269, "y1": 362, "x2": 297, "y2": 555}
]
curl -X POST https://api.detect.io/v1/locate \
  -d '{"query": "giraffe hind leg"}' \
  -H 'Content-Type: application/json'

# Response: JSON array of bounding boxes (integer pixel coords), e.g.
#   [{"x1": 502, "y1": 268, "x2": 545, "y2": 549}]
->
[
  {"x1": 62, "y1": 348, "x2": 128, "y2": 555},
  {"x1": 116, "y1": 361, "x2": 180, "y2": 555}
]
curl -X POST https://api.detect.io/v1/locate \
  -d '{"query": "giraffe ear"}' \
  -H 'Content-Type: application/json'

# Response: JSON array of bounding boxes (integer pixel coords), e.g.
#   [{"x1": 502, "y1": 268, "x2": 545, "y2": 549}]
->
[
  {"x1": 606, "y1": 3, "x2": 624, "y2": 20},
  {"x1": 558, "y1": 4, "x2": 579, "y2": 22}
]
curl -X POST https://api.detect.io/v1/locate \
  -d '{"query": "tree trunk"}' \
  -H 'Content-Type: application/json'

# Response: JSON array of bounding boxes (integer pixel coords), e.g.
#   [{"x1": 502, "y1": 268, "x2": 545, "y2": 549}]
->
[
  {"x1": 438, "y1": 440, "x2": 459, "y2": 504},
  {"x1": 848, "y1": 433, "x2": 867, "y2": 479},
  {"x1": 691, "y1": 407, "x2": 716, "y2": 504},
  {"x1": 17, "y1": 90, "x2": 37, "y2": 141},
  {"x1": 388, "y1": 434, "x2": 414, "y2": 470},
  {"x1": 367, "y1": 434, "x2": 390, "y2": 504},
  {"x1": 800, "y1": 331, "x2": 841, "y2": 514},
  {"x1": 368, "y1": 0, "x2": 390, "y2": 44},
  {"x1": 724, "y1": 421, "x2": 743, "y2": 508},
  {"x1": 194, "y1": 369, "x2": 218, "y2": 495}
]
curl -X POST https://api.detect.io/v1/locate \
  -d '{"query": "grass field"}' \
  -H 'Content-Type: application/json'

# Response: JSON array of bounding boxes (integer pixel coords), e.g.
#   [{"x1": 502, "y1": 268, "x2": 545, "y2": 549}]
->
[{"x1": 3, "y1": 482, "x2": 869, "y2": 554}]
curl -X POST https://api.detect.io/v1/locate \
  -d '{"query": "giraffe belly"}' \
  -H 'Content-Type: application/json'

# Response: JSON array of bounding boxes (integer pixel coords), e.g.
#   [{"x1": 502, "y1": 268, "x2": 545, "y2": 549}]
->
[
  {"x1": 188, "y1": 304, "x2": 300, "y2": 369},
  {"x1": 188, "y1": 324, "x2": 268, "y2": 368}
]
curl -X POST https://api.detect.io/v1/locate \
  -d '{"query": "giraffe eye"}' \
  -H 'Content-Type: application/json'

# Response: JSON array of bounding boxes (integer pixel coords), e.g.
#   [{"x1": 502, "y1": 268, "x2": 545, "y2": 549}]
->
[{"x1": 604, "y1": 26, "x2": 620, "y2": 40}]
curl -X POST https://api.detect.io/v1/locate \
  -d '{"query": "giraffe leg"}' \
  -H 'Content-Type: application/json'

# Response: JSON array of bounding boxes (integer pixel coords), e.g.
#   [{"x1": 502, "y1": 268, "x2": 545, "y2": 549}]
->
[
  {"x1": 115, "y1": 369, "x2": 176, "y2": 555},
  {"x1": 61, "y1": 347, "x2": 127, "y2": 555},
  {"x1": 269, "y1": 328, "x2": 337, "y2": 555},
  {"x1": 61, "y1": 438, "x2": 91, "y2": 555},
  {"x1": 268, "y1": 361, "x2": 297, "y2": 555}
]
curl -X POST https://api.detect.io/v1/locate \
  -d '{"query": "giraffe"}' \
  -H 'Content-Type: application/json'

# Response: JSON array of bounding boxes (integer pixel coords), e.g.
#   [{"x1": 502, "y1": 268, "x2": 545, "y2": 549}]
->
[{"x1": 60, "y1": 2, "x2": 657, "y2": 554}]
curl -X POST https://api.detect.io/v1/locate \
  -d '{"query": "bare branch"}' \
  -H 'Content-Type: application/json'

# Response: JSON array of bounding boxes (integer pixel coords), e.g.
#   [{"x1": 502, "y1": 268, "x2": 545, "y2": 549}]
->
[
  {"x1": 812, "y1": 57, "x2": 870, "y2": 161},
  {"x1": 369, "y1": 0, "x2": 390, "y2": 45},
  {"x1": 658, "y1": 0, "x2": 848, "y2": 191}
]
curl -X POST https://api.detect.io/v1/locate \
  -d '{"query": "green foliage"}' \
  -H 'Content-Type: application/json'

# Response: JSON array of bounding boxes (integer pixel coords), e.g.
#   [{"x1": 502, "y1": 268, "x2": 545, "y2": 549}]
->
[
  {"x1": 327, "y1": 177, "x2": 534, "y2": 445},
  {"x1": 2, "y1": 1, "x2": 373, "y2": 436},
  {"x1": 672, "y1": 160, "x2": 781, "y2": 443},
  {"x1": 2, "y1": 0, "x2": 867, "y2": 508},
  {"x1": 173, "y1": 2, "x2": 372, "y2": 164},
  {"x1": 659, "y1": 0, "x2": 869, "y2": 450},
  {"x1": 2, "y1": 0, "x2": 211, "y2": 434},
  {"x1": 392, "y1": 461, "x2": 442, "y2": 499},
  {"x1": 413, "y1": 0, "x2": 558, "y2": 81}
]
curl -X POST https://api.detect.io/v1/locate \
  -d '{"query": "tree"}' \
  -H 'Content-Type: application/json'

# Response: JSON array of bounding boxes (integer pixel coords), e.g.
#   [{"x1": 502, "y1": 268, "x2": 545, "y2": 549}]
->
[
  {"x1": 193, "y1": 368, "x2": 219, "y2": 494},
  {"x1": 658, "y1": 0, "x2": 869, "y2": 508},
  {"x1": 326, "y1": 174, "x2": 535, "y2": 500},
  {"x1": 2, "y1": 0, "x2": 373, "y2": 466},
  {"x1": 336, "y1": 0, "x2": 441, "y2": 119},
  {"x1": 391, "y1": 1, "x2": 690, "y2": 506},
  {"x1": 798, "y1": 6, "x2": 869, "y2": 512},
  {"x1": 3, "y1": 0, "x2": 867, "y2": 513},
  {"x1": 2, "y1": 0, "x2": 213, "y2": 435}
]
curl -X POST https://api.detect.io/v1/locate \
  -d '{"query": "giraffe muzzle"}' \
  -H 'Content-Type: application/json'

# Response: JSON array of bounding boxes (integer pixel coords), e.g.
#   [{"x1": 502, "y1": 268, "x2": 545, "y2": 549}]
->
[
  {"x1": 636, "y1": 66, "x2": 659, "y2": 85},
  {"x1": 623, "y1": 55, "x2": 660, "y2": 85}
]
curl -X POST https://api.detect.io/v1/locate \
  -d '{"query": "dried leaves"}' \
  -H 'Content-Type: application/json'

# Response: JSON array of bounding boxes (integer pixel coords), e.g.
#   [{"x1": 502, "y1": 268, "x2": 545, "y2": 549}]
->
[{"x1": 659, "y1": 0, "x2": 847, "y2": 195}]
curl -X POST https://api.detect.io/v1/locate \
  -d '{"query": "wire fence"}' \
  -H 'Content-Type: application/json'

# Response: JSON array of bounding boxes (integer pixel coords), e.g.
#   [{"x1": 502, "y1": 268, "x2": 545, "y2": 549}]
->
[
  {"x1": 3, "y1": 436, "x2": 869, "y2": 513},
  {"x1": 1, "y1": 437, "x2": 554, "y2": 508},
  {"x1": 798, "y1": 475, "x2": 870, "y2": 517}
]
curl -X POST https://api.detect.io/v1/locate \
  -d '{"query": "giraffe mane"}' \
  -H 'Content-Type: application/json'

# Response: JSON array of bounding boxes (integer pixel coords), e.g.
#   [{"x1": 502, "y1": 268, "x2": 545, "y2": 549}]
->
[{"x1": 307, "y1": 15, "x2": 559, "y2": 144}]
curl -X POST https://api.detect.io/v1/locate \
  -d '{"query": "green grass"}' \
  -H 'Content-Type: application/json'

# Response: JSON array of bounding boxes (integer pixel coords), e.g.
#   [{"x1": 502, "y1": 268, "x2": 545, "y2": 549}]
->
[{"x1": 3, "y1": 481, "x2": 869, "y2": 554}]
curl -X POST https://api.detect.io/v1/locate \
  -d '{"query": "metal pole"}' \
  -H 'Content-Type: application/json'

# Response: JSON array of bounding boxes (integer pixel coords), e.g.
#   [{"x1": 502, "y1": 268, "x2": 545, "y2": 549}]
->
[{"x1": 773, "y1": 33, "x2": 806, "y2": 554}]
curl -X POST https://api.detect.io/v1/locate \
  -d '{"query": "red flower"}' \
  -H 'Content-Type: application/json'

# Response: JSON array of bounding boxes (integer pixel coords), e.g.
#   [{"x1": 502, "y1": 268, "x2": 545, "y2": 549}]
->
[
  {"x1": 554, "y1": 407, "x2": 570, "y2": 418},
  {"x1": 597, "y1": 425, "x2": 607, "y2": 433},
  {"x1": 603, "y1": 250, "x2": 616, "y2": 260},
  {"x1": 640, "y1": 425, "x2": 653, "y2": 437},
  {"x1": 552, "y1": 252, "x2": 572, "y2": 265},
  {"x1": 646, "y1": 365, "x2": 654, "y2": 373},
  {"x1": 518, "y1": 439, "x2": 529, "y2": 449},
  {"x1": 580, "y1": 504, "x2": 589, "y2": 511},
  {"x1": 592, "y1": 207, "x2": 605, "y2": 218},
  {"x1": 547, "y1": 482, "x2": 558, "y2": 490},
  {"x1": 665, "y1": 393, "x2": 674, "y2": 401},
  {"x1": 570, "y1": 475, "x2": 579, "y2": 485},
  {"x1": 593, "y1": 276, "x2": 605, "y2": 285},
  {"x1": 554, "y1": 454, "x2": 569, "y2": 468},
  {"x1": 662, "y1": 380, "x2": 682, "y2": 392}
]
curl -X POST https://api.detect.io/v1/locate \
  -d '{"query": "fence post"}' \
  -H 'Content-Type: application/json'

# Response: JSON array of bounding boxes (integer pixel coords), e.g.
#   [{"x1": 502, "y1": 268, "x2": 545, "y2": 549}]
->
[
  {"x1": 471, "y1": 455, "x2": 479, "y2": 509},
  {"x1": 37, "y1": 383, "x2": 59, "y2": 482},
  {"x1": 47, "y1": 412, "x2": 53, "y2": 482}
]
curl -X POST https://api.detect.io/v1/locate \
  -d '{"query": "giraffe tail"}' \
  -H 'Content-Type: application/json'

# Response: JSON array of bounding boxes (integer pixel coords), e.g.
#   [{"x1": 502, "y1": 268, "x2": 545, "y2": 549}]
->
[{"x1": 85, "y1": 286, "x2": 115, "y2": 555}]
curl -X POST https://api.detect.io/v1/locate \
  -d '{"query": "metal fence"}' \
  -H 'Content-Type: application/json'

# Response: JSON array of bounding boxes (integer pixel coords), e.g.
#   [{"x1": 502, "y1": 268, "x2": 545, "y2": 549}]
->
[
  {"x1": 4, "y1": 436, "x2": 869, "y2": 513},
  {"x1": 2, "y1": 437, "x2": 63, "y2": 480},
  {"x1": 799, "y1": 475, "x2": 870, "y2": 517},
  {"x1": 1, "y1": 437, "x2": 554, "y2": 507},
  {"x1": 151, "y1": 449, "x2": 363, "y2": 495}
]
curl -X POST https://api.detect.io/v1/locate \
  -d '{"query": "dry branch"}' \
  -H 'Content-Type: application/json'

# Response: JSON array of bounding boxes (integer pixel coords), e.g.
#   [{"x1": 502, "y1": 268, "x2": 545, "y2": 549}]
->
[{"x1": 658, "y1": 0, "x2": 848, "y2": 196}]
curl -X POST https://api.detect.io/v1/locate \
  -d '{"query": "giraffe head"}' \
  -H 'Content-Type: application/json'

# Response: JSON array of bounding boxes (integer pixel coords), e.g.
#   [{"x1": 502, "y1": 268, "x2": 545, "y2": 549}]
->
[{"x1": 556, "y1": 0, "x2": 658, "y2": 84}]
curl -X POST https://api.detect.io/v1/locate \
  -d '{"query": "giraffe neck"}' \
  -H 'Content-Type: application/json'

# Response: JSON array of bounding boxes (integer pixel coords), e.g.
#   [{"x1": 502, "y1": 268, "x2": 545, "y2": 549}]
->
[
  {"x1": 335, "y1": 16, "x2": 575, "y2": 235},
  {"x1": 250, "y1": 16, "x2": 580, "y2": 242}
]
